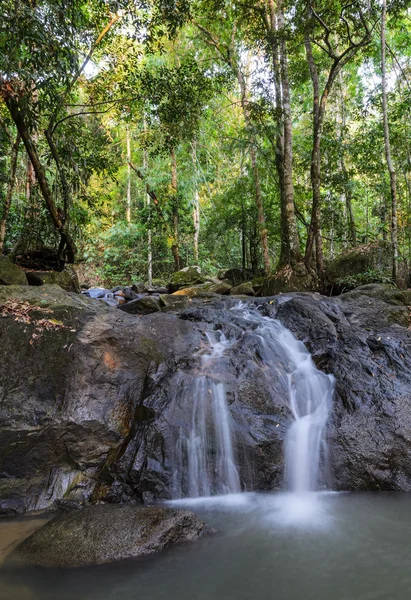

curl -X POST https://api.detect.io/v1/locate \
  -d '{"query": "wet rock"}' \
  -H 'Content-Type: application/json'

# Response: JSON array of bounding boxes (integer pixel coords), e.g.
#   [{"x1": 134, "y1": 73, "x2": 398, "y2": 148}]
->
[
  {"x1": 169, "y1": 267, "x2": 205, "y2": 293},
  {"x1": 124, "y1": 287, "x2": 139, "y2": 301},
  {"x1": 230, "y1": 282, "x2": 255, "y2": 296},
  {"x1": 12, "y1": 505, "x2": 211, "y2": 567},
  {"x1": 0, "y1": 285, "x2": 201, "y2": 514},
  {"x1": 0, "y1": 256, "x2": 28, "y2": 286},
  {"x1": 118, "y1": 296, "x2": 161, "y2": 315}
]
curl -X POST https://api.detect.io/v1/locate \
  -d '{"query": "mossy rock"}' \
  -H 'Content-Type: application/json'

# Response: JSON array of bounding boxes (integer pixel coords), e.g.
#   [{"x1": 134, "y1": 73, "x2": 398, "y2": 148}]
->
[
  {"x1": 230, "y1": 282, "x2": 255, "y2": 296},
  {"x1": 11, "y1": 505, "x2": 211, "y2": 567},
  {"x1": 0, "y1": 256, "x2": 28, "y2": 286},
  {"x1": 326, "y1": 242, "x2": 409, "y2": 291},
  {"x1": 25, "y1": 266, "x2": 80, "y2": 293},
  {"x1": 172, "y1": 283, "x2": 213, "y2": 298},
  {"x1": 168, "y1": 267, "x2": 205, "y2": 293}
]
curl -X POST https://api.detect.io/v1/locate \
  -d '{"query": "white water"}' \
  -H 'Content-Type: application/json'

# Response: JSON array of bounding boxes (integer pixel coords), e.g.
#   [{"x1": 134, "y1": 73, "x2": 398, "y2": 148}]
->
[
  {"x1": 232, "y1": 303, "x2": 335, "y2": 493},
  {"x1": 172, "y1": 303, "x2": 334, "y2": 501},
  {"x1": 171, "y1": 331, "x2": 240, "y2": 498}
]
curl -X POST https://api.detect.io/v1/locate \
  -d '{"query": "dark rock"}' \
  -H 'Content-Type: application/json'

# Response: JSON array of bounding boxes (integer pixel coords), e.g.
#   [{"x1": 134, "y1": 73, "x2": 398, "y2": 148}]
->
[
  {"x1": 230, "y1": 282, "x2": 255, "y2": 296},
  {"x1": 0, "y1": 256, "x2": 28, "y2": 286},
  {"x1": 12, "y1": 505, "x2": 211, "y2": 567},
  {"x1": 326, "y1": 241, "x2": 409, "y2": 292},
  {"x1": 118, "y1": 296, "x2": 161, "y2": 314},
  {"x1": 218, "y1": 268, "x2": 252, "y2": 286},
  {"x1": 159, "y1": 294, "x2": 190, "y2": 310},
  {"x1": 0, "y1": 285, "x2": 201, "y2": 514},
  {"x1": 124, "y1": 287, "x2": 139, "y2": 301},
  {"x1": 25, "y1": 267, "x2": 80, "y2": 293},
  {"x1": 132, "y1": 282, "x2": 145, "y2": 294},
  {"x1": 4, "y1": 282, "x2": 411, "y2": 514},
  {"x1": 169, "y1": 267, "x2": 205, "y2": 293}
]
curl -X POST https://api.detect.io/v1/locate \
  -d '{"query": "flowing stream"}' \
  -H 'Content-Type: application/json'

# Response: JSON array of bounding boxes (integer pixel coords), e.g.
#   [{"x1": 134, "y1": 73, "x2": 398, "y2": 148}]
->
[{"x1": 171, "y1": 302, "x2": 334, "y2": 499}]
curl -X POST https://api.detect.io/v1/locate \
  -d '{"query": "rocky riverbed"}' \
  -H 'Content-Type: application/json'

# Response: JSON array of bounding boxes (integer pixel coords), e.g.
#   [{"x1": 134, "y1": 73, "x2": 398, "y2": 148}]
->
[{"x1": 1, "y1": 281, "x2": 411, "y2": 519}]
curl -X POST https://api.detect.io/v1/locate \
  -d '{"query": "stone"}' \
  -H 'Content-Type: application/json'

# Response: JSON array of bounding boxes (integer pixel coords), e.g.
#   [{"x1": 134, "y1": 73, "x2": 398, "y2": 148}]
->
[
  {"x1": 230, "y1": 282, "x2": 255, "y2": 296},
  {"x1": 117, "y1": 296, "x2": 161, "y2": 315},
  {"x1": 12, "y1": 505, "x2": 211, "y2": 567},
  {"x1": 160, "y1": 294, "x2": 190, "y2": 310},
  {"x1": 114, "y1": 290, "x2": 125, "y2": 297},
  {"x1": 207, "y1": 282, "x2": 232, "y2": 295},
  {"x1": 326, "y1": 241, "x2": 409, "y2": 292},
  {"x1": 0, "y1": 256, "x2": 28, "y2": 286},
  {"x1": 25, "y1": 267, "x2": 80, "y2": 293},
  {"x1": 218, "y1": 268, "x2": 252, "y2": 286},
  {"x1": 132, "y1": 282, "x2": 145, "y2": 294},
  {"x1": 168, "y1": 267, "x2": 205, "y2": 293},
  {"x1": 172, "y1": 283, "x2": 213, "y2": 298},
  {"x1": 0, "y1": 284, "x2": 202, "y2": 515},
  {"x1": 124, "y1": 287, "x2": 139, "y2": 301}
]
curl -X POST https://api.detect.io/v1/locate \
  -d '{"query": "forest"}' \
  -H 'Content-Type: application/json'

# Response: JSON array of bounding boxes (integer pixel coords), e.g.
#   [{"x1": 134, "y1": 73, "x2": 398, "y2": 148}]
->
[{"x1": 2, "y1": 0, "x2": 411, "y2": 291}]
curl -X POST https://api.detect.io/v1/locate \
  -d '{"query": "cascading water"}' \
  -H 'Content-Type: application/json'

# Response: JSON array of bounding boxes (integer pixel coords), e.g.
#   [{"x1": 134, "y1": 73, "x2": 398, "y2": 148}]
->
[
  {"x1": 232, "y1": 303, "x2": 335, "y2": 494},
  {"x1": 170, "y1": 331, "x2": 240, "y2": 498},
  {"x1": 170, "y1": 302, "x2": 334, "y2": 501}
]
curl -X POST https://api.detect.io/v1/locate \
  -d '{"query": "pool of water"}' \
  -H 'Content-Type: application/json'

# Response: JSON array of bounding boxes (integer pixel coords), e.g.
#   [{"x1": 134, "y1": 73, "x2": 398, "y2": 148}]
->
[{"x1": 1, "y1": 492, "x2": 411, "y2": 600}]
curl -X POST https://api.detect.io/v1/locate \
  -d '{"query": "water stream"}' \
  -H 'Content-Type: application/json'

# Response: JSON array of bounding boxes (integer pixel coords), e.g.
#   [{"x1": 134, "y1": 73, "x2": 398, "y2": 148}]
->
[{"x1": 171, "y1": 303, "x2": 334, "y2": 499}]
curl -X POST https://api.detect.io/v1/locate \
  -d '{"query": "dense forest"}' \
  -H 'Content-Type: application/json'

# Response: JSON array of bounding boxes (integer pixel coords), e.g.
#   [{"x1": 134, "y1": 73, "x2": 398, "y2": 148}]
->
[{"x1": 1, "y1": 0, "x2": 411, "y2": 290}]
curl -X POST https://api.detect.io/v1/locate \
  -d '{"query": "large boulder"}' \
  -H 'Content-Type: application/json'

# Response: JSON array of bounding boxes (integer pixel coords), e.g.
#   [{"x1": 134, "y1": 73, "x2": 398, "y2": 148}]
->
[
  {"x1": 0, "y1": 285, "x2": 201, "y2": 515},
  {"x1": 0, "y1": 256, "x2": 27, "y2": 286},
  {"x1": 3, "y1": 282, "x2": 411, "y2": 515},
  {"x1": 168, "y1": 267, "x2": 205, "y2": 293},
  {"x1": 326, "y1": 241, "x2": 409, "y2": 292},
  {"x1": 25, "y1": 266, "x2": 80, "y2": 293},
  {"x1": 12, "y1": 505, "x2": 211, "y2": 567},
  {"x1": 118, "y1": 295, "x2": 161, "y2": 315}
]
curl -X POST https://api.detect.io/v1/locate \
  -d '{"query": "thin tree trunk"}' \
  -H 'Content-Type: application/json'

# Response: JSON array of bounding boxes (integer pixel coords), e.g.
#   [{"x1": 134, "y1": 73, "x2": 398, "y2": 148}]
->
[
  {"x1": 126, "y1": 126, "x2": 131, "y2": 223},
  {"x1": 304, "y1": 35, "x2": 324, "y2": 283},
  {"x1": 170, "y1": 147, "x2": 182, "y2": 270},
  {"x1": 0, "y1": 133, "x2": 20, "y2": 252},
  {"x1": 276, "y1": 0, "x2": 301, "y2": 267},
  {"x1": 381, "y1": 0, "x2": 399, "y2": 284},
  {"x1": 337, "y1": 72, "x2": 357, "y2": 247},
  {"x1": 4, "y1": 96, "x2": 76, "y2": 263},
  {"x1": 143, "y1": 129, "x2": 153, "y2": 286},
  {"x1": 192, "y1": 140, "x2": 200, "y2": 263}
]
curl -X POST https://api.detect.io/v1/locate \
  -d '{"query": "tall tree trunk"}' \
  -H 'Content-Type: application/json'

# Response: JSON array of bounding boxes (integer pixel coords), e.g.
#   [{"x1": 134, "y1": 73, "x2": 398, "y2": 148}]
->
[
  {"x1": 276, "y1": 0, "x2": 301, "y2": 267},
  {"x1": 3, "y1": 96, "x2": 76, "y2": 263},
  {"x1": 143, "y1": 135, "x2": 153, "y2": 286},
  {"x1": 337, "y1": 73, "x2": 357, "y2": 247},
  {"x1": 381, "y1": 0, "x2": 399, "y2": 284},
  {"x1": 170, "y1": 147, "x2": 182, "y2": 271},
  {"x1": 192, "y1": 140, "x2": 200, "y2": 263},
  {"x1": 0, "y1": 133, "x2": 20, "y2": 252},
  {"x1": 126, "y1": 126, "x2": 131, "y2": 223},
  {"x1": 236, "y1": 64, "x2": 270, "y2": 274},
  {"x1": 304, "y1": 35, "x2": 324, "y2": 283}
]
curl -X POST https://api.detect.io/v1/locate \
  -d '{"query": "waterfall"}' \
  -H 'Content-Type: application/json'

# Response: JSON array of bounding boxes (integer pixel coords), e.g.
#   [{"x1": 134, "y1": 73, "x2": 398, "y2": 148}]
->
[
  {"x1": 170, "y1": 331, "x2": 240, "y2": 498},
  {"x1": 170, "y1": 302, "x2": 334, "y2": 499},
  {"x1": 232, "y1": 303, "x2": 335, "y2": 493}
]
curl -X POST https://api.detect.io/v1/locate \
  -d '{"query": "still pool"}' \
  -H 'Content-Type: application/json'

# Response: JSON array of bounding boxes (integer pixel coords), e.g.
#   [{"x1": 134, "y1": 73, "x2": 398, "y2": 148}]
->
[{"x1": 1, "y1": 492, "x2": 411, "y2": 600}]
